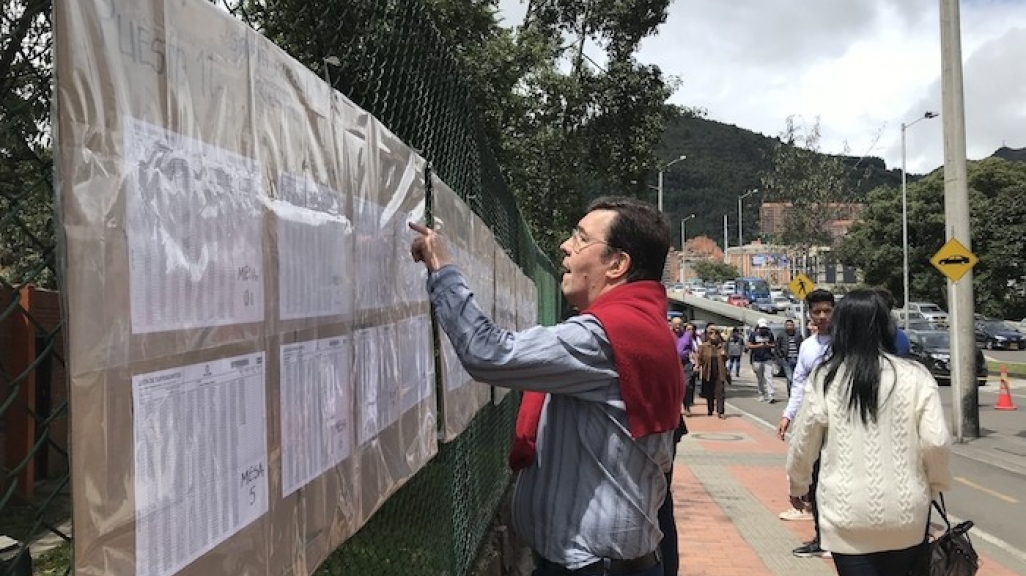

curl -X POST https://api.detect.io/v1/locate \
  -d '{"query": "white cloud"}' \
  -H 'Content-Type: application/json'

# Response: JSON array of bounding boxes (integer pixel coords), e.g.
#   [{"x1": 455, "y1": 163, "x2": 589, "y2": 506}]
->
[{"x1": 498, "y1": 0, "x2": 1026, "y2": 174}]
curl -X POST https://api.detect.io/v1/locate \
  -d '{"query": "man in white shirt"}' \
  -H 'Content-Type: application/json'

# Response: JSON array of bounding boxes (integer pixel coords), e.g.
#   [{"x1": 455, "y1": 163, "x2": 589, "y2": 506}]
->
[{"x1": 775, "y1": 288, "x2": 835, "y2": 558}]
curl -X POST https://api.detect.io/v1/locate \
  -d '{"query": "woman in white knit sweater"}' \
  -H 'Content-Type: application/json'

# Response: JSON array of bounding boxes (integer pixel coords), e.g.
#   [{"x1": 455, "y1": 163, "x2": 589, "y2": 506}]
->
[{"x1": 786, "y1": 289, "x2": 952, "y2": 576}]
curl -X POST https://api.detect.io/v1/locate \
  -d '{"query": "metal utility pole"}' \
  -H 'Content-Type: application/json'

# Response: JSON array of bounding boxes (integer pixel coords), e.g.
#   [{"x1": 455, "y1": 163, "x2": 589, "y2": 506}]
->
[
  {"x1": 680, "y1": 214, "x2": 696, "y2": 252},
  {"x1": 940, "y1": 0, "x2": 978, "y2": 441},
  {"x1": 901, "y1": 112, "x2": 938, "y2": 331},
  {"x1": 679, "y1": 214, "x2": 696, "y2": 282},
  {"x1": 723, "y1": 214, "x2": 729, "y2": 263},
  {"x1": 657, "y1": 154, "x2": 687, "y2": 212},
  {"x1": 738, "y1": 189, "x2": 757, "y2": 248}
]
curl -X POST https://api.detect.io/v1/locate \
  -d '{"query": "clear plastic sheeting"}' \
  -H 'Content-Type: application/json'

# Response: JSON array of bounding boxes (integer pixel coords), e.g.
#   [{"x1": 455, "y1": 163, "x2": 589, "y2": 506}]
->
[
  {"x1": 432, "y1": 177, "x2": 490, "y2": 441},
  {"x1": 517, "y1": 269, "x2": 539, "y2": 332},
  {"x1": 491, "y1": 248, "x2": 519, "y2": 405},
  {"x1": 471, "y1": 213, "x2": 497, "y2": 319},
  {"x1": 54, "y1": 0, "x2": 436, "y2": 574}
]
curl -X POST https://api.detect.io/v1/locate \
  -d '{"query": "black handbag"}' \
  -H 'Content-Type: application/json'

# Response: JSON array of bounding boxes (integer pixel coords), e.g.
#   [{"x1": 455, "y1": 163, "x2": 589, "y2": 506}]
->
[{"x1": 912, "y1": 494, "x2": 979, "y2": 576}]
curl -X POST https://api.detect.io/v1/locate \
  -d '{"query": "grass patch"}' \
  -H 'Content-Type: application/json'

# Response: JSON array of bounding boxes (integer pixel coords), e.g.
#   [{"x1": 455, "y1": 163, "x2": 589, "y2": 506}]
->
[
  {"x1": 987, "y1": 360, "x2": 1026, "y2": 378},
  {"x1": 31, "y1": 542, "x2": 71, "y2": 576}
]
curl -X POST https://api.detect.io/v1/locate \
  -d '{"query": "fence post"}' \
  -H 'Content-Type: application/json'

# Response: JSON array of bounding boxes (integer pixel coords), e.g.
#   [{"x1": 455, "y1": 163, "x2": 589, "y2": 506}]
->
[{"x1": 3, "y1": 287, "x2": 37, "y2": 498}]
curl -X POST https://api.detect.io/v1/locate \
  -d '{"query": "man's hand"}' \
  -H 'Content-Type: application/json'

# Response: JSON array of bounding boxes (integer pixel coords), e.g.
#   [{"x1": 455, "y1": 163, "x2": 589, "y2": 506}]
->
[
  {"x1": 776, "y1": 417, "x2": 791, "y2": 441},
  {"x1": 409, "y1": 221, "x2": 453, "y2": 272}
]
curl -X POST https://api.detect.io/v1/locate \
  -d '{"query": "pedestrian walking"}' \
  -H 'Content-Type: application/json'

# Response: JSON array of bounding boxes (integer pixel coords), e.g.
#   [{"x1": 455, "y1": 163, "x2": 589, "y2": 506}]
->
[
  {"x1": 726, "y1": 327, "x2": 744, "y2": 378},
  {"x1": 673, "y1": 318, "x2": 698, "y2": 416},
  {"x1": 786, "y1": 289, "x2": 952, "y2": 576},
  {"x1": 775, "y1": 319, "x2": 803, "y2": 398},
  {"x1": 696, "y1": 323, "x2": 729, "y2": 418},
  {"x1": 681, "y1": 323, "x2": 700, "y2": 415},
  {"x1": 777, "y1": 288, "x2": 835, "y2": 552},
  {"x1": 746, "y1": 318, "x2": 776, "y2": 403}
]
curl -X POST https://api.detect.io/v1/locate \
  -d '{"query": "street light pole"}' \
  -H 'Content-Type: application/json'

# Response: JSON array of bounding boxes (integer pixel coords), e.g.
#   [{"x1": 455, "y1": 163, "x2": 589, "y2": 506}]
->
[
  {"x1": 901, "y1": 111, "x2": 938, "y2": 331},
  {"x1": 738, "y1": 189, "x2": 757, "y2": 248},
  {"x1": 723, "y1": 214, "x2": 729, "y2": 263},
  {"x1": 679, "y1": 213, "x2": 696, "y2": 283},
  {"x1": 680, "y1": 213, "x2": 696, "y2": 251},
  {"x1": 657, "y1": 154, "x2": 687, "y2": 212}
]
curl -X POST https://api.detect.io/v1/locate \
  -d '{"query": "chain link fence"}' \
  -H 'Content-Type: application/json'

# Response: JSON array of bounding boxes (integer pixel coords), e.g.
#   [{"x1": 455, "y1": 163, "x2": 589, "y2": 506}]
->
[
  {"x1": 1, "y1": 0, "x2": 560, "y2": 574},
  {"x1": 2, "y1": 0, "x2": 73, "y2": 573}
]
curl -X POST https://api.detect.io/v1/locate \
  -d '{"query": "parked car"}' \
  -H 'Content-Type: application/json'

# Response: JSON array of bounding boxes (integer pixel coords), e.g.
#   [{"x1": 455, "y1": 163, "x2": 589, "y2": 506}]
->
[
  {"x1": 893, "y1": 310, "x2": 927, "y2": 325},
  {"x1": 908, "y1": 330, "x2": 987, "y2": 386},
  {"x1": 726, "y1": 294, "x2": 749, "y2": 308},
  {"x1": 750, "y1": 297, "x2": 778, "y2": 314},
  {"x1": 906, "y1": 302, "x2": 949, "y2": 328},
  {"x1": 974, "y1": 320, "x2": 1026, "y2": 350},
  {"x1": 906, "y1": 320, "x2": 935, "y2": 332},
  {"x1": 771, "y1": 295, "x2": 791, "y2": 313}
]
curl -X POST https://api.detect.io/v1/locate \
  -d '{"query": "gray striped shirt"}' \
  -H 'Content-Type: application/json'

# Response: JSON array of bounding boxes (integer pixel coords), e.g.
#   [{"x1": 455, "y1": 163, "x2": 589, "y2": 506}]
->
[{"x1": 429, "y1": 266, "x2": 672, "y2": 569}]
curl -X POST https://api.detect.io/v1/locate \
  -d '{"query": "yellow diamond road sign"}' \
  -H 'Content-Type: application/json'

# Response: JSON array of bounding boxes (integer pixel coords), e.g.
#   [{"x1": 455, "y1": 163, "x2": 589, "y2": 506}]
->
[
  {"x1": 930, "y1": 238, "x2": 978, "y2": 282},
  {"x1": 788, "y1": 273, "x2": 816, "y2": 300}
]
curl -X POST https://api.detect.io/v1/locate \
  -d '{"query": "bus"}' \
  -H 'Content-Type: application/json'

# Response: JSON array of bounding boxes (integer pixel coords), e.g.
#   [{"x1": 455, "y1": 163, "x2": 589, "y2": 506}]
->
[{"x1": 734, "y1": 277, "x2": 770, "y2": 303}]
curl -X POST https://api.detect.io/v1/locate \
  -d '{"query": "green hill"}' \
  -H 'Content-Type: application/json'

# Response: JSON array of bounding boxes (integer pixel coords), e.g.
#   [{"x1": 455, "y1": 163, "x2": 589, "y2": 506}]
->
[
  {"x1": 654, "y1": 113, "x2": 904, "y2": 247},
  {"x1": 992, "y1": 146, "x2": 1026, "y2": 162}
]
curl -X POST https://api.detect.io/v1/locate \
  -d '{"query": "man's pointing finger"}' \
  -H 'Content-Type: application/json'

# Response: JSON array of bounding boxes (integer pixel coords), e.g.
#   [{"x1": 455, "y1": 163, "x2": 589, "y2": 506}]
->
[{"x1": 408, "y1": 221, "x2": 432, "y2": 235}]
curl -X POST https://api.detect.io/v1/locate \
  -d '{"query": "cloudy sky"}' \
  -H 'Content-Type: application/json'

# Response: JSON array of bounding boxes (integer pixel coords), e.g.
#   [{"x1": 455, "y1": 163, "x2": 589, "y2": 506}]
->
[{"x1": 497, "y1": 0, "x2": 1026, "y2": 174}]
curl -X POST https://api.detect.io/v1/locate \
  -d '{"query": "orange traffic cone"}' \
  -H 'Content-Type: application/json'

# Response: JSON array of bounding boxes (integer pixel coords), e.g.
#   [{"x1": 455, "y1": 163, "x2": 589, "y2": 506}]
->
[{"x1": 995, "y1": 365, "x2": 1017, "y2": 411}]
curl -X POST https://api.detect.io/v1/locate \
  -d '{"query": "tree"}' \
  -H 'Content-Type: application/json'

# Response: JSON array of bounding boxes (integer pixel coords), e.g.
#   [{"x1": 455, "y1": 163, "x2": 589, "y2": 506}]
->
[
  {"x1": 691, "y1": 259, "x2": 738, "y2": 283},
  {"x1": 836, "y1": 157, "x2": 1026, "y2": 319},
  {"x1": 685, "y1": 236, "x2": 723, "y2": 261},
  {"x1": 760, "y1": 117, "x2": 860, "y2": 248},
  {"x1": 1, "y1": 0, "x2": 56, "y2": 288},
  {"x1": 221, "y1": 0, "x2": 676, "y2": 260}
]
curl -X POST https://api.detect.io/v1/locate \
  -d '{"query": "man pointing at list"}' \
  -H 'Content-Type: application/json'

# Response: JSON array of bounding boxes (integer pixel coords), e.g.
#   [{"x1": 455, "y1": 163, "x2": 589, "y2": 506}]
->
[{"x1": 409, "y1": 196, "x2": 685, "y2": 576}]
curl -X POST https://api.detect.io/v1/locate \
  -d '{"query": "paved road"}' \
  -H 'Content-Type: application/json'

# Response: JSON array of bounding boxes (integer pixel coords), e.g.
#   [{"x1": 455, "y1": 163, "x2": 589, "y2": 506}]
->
[{"x1": 721, "y1": 366, "x2": 1026, "y2": 573}]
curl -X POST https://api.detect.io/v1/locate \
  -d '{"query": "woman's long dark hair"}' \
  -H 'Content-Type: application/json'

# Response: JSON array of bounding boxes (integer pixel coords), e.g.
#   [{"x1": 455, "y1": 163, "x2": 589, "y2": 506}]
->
[{"x1": 818, "y1": 289, "x2": 899, "y2": 424}]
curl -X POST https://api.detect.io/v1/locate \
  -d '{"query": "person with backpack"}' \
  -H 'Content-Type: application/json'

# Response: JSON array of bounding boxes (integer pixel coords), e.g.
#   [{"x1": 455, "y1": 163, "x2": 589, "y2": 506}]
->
[
  {"x1": 774, "y1": 319, "x2": 804, "y2": 398},
  {"x1": 726, "y1": 327, "x2": 745, "y2": 378}
]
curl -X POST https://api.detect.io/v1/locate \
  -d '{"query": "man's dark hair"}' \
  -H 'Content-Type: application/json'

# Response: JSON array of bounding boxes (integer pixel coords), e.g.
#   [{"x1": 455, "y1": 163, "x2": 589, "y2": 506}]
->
[
  {"x1": 805, "y1": 288, "x2": 835, "y2": 307},
  {"x1": 587, "y1": 196, "x2": 671, "y2": 282}
]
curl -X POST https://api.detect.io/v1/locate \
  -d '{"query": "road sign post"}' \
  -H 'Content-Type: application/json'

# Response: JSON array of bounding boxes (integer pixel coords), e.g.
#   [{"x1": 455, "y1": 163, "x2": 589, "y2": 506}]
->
[
  {"x1": 929, "y1": 238, "x2": 978, "y2": 282},
  {"x1": 788, "y1": 273, "x2": 815, "y2": 301},
  {"x1": 788, "y1": 273, "x2": 816, "y2": 338},
  {"x1": 939, "y1": 0, "x2": 978, "y2": 442}
]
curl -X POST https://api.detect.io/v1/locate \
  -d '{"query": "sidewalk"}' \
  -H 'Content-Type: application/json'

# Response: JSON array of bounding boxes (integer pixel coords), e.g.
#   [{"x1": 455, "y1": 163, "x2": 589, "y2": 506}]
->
[{"x1": 670, "y1": 395, "x2": 1023, "y2": 576}]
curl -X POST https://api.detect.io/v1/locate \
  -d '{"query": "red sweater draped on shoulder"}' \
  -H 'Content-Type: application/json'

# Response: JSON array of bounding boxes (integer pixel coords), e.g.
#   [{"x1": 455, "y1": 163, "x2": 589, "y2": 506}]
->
[{"x1": 508, "y1": 281, "x2": 685, "y2": 470}]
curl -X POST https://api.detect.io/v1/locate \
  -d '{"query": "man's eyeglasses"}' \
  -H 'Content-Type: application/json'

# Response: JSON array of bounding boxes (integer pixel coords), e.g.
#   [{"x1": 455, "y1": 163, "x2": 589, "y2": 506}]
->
[{"x1": 568, "y1": 228, "x2": 609, "y2": 254}]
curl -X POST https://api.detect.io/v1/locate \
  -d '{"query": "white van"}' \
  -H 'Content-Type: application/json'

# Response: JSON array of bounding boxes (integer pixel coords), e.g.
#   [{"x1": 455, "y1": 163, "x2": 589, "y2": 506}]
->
[{"x1": 906, "y1": 302, "x2": 949, "y2": 328}]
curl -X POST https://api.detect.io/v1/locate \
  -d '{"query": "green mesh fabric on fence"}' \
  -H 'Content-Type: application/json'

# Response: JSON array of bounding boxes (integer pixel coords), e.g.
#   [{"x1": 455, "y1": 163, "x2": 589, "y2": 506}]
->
[{"x1": 1, "y1": 0, "x2": 560, "y2": 574}]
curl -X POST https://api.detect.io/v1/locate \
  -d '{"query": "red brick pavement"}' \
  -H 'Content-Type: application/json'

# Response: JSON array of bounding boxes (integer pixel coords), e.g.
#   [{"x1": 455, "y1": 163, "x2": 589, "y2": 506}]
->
[{"x1": 671, "y1": 463, "x2": 776, "y2": 576}]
